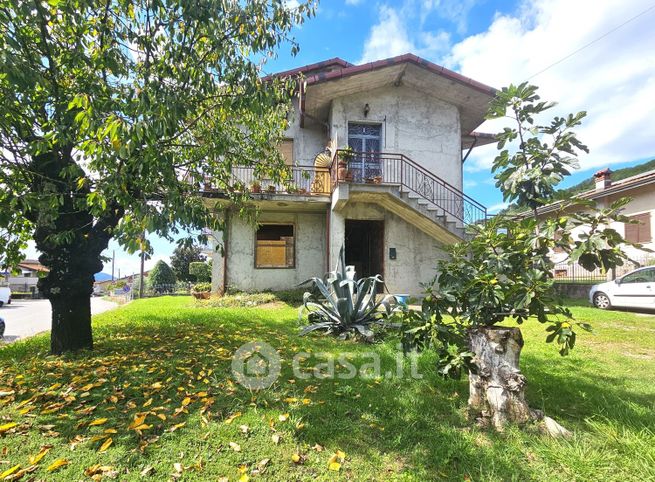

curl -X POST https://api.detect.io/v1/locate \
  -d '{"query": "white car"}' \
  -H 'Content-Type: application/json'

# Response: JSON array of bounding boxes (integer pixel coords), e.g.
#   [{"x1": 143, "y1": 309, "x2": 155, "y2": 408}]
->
[
  {"x1": 589, "y1": 266, "x2": 655, "y2": 310},
  {"x1": 0, "y1": 287, "x2": 11, "y2": 308}
]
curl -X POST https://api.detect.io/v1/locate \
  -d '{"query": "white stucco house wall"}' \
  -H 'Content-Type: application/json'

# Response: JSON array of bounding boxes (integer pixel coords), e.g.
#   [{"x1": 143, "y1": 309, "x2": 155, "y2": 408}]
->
[
  {"x1": 204, "y1": 54, "x2": 496, "y2": 296},
  {"x1": 1, "y1": 259, "x2": 48, "y2": 295},
  {"x1": 542, "y1": 168, "x2": 655, "y2": 279}
]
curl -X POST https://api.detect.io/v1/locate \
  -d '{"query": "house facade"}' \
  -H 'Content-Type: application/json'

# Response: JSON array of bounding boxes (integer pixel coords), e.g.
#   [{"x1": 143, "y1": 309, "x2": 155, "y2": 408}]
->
[
  {"x1": 0, "y1": 259, "x2": 48, "y2": 296},
  {"x1": 544, "y1": 168, "x2": 655, "y2": 279},
  {"x1": 205, "y1": 54, "x2": 495, "y2": 296}
]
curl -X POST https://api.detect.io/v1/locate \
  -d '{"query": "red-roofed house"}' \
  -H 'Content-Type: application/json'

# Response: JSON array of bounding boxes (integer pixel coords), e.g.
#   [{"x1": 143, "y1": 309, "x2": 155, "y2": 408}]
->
[{"x1": 204, "y1": 54, "x2": 496, "y2": 295}]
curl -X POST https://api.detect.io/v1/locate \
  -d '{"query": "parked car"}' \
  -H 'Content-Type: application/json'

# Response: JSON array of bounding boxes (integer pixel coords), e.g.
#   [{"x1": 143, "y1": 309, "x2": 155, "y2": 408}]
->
[
  {"x1": 0, "y1": 287, "x2": 11, "y2": 308},
  {"x1": 590, "y1": 267, "x2": 655, "y2": 310}
]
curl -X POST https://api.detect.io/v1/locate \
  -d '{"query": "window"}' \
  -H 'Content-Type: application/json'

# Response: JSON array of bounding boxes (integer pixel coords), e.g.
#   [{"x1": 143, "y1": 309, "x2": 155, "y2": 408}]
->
[
  {"x1": 621, "y1": 268, "x2": 655, "y2": 284},
  {"x1": 625, "y1": 213, "x2": 652, "y2": 243},
  {"x1": 255, "y1": 224, "x2": 295, "y2": 268}
]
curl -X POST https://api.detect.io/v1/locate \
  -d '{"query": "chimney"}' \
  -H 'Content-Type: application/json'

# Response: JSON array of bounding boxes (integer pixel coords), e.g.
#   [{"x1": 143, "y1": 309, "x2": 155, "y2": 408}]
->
[{"x1": 594, "y1": 168, "x2": 612, "y2": 191}]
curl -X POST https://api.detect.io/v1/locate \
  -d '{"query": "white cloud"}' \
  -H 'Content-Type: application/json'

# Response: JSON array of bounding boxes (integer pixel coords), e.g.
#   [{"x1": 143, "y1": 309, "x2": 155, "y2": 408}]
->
[
  {"x1": 359, "y1": 4, "x2": 452, "y2": 63},
  {"x1": 359, "y1": 6, "x2": 416, "y2": 63},
  {"x1": 345, "y1": 0, "x2": 363, "y2": 5},
  {"x1": 487, "y1": 202, "x2": 509, "y2": 214},
  {"x1": 447, "y1": 0, "x2": 655, "y2": 173},
  {"x1": 420, "y1": 0, "x2": 479, "y2": 34}
]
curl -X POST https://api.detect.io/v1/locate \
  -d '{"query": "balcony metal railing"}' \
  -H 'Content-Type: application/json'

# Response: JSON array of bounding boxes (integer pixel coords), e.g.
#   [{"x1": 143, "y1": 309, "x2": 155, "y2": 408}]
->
[
  {"x1": 332, "y1": 150, "x2": 487, "y2": 225},
  {"x1": 205, "y1": 164, "x2": 332, "y2": 195},
  {"x1": 208, "y1": 151, "x2": 487, "y2": 226}
]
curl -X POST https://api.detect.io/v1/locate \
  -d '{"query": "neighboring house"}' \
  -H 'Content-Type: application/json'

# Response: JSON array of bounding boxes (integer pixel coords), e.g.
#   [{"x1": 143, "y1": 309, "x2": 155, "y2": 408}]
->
[
  {"x1": 94, "y1": 271, "x2": 150, "y2": 295},
  {"x1": 539, "y1": 168, "x2": 655, "y2": 278},
  {"x1": 1, "y1": 259, "x2": 49, "y2": 295},
  {"x1": 204, "y1": 54, "x2": 496, "y2": 296}
]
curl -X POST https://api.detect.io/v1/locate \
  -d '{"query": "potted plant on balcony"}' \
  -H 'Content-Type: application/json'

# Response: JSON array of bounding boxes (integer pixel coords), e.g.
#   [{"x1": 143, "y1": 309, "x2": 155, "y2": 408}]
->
[
  {"x1": 267, "y1": 184, "x2": 276, "y2": 193},
  {"x1": 192, "y1": 282, "x2": 211, "y2": 300},
  {"x1": 250, "y1": 181, "x2": 261, "y2": 193},
  {"x1": 338, "y1": 147, "x2": 355, "y2": 181}
]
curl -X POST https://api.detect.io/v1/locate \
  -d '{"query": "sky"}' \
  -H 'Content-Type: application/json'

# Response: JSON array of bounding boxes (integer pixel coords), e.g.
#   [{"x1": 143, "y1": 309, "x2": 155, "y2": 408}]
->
[{"x1": 24, "y1": 0, "x2": 655, "y2": 275}]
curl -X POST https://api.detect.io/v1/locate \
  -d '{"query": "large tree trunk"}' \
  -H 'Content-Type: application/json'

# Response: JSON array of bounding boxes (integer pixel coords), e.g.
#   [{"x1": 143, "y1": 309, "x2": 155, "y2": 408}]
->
[
  {"x1": 50, "y1": 293, "x2": 93, "y2": 354},
  {"x1": 467, "y1": 326, "x2": 571, "y2": 437},
  {"x1": 467, "y1": 326, "x2": 533, "y2": 430},
  {"x1": 26, "y1": 149, "x2": 122, "y2": 355}
]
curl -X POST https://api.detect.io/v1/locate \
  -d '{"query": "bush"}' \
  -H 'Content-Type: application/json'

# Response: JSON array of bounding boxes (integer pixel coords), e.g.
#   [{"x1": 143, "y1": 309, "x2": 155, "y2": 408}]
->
[
  {"x1": 147, "y1": 261, "x2": 176, "y2": 294},
  {"x1": 192, "y1": 282, "x2": 212, "y2": 293},
  {"x1": 189, "y1": 262, "x2": 211, "y2": 282},
  {"x1": 203, "y1": 291, "x2": 277, "y2": 308}
]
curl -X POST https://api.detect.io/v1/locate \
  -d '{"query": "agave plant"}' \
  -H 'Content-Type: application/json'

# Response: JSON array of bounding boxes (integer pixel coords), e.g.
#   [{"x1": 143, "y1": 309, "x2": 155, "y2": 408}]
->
[{"x1": 299, "y1": 247, "x2": 397, "y2": 340}]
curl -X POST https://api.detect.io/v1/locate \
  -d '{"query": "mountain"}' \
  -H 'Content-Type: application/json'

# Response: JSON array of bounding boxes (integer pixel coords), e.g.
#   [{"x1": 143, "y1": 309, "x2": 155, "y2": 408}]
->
[
  {"x1": 502, "y1": 158, "x2": 655, "y2": 215},
  {"x1": 94, "y1": 272, "x2": 112, "y2": 282}
]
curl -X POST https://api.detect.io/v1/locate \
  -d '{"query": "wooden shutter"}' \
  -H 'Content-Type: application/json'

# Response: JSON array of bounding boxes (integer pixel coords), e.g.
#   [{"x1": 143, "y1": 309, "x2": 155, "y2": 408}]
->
[
  {"x1": 626, "y1": 213, "x2": 652, "y2": 243},
  {"x1": 278, "y1": 139, "x2": 294, "y2": 165}
]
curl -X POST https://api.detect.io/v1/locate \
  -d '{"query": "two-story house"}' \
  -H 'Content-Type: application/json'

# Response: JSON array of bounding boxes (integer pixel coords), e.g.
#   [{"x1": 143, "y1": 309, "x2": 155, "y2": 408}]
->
[{"x1": 204, "y1": 54, "x2": 496, "y2": 296}]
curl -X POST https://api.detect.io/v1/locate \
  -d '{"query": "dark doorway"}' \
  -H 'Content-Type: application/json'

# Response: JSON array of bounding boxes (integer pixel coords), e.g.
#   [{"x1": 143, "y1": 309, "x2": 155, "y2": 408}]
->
[{"x1": 345, "y1": 220, "x2": 384, "y2": 279}]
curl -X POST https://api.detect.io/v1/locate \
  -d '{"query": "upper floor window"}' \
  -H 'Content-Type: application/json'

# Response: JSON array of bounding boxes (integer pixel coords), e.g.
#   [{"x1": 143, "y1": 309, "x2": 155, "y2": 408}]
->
[
  {"x1": 625, "y1": 213, "x2": 652, "y2": 243},
  {"x1": 255, "y1": 224, "x2": 295, "y2": 268}
]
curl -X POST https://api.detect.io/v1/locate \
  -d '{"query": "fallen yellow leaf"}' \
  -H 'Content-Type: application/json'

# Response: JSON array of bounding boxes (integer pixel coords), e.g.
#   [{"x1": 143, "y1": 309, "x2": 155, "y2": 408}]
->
[
  {"x1": 329, "y1": 461, "x2": 341, "y2": 471},
  {"x1": 29, "y1": 446, "x2": 51, "y2": 464},
  {"x1": 0, "y1": 464, "x2": 20, "y2": 479},
  {"x1": 229, "y1": 442, "x2": 241, "y2": 452},
  {"x1": 291, "y1": 454, "x2": 301, "y2": 464},
  {"x1": 181, "y1": 397, "x2": 191, "y2": 406},
  {"x1": 278, "y1": 413, "x2": 289, "y2": 422},
  {"x1": 89, "y1": 418, "x2": 108, "y2": 427},
  {"x1": 0, "y1": 422, "x2": 17, "y2": 433},
  {"x1": 47, "y1": 458, "x2": 69, "y2": 472},
  {"x1": 99, "y1": 437, "x2": 113, "y2": 452}
]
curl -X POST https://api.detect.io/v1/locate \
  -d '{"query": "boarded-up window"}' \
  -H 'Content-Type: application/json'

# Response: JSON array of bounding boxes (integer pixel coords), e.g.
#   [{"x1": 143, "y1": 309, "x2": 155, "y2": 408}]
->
[
  {"x1": 255, "y1": 224, "x2": 295, "y2": 268},
  {"x1": 278, "y1": 139, "x2": 294, "y2": 165},
  {"x1": 625, "y1": 213, "x2": 652, "y2": 243}
]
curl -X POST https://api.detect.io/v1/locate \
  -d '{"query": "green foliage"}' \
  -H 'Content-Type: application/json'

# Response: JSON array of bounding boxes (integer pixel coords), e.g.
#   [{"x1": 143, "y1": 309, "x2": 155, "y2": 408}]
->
[
  {"x1": 188, "y1": 261, "x2": 211, "y2": 283},
  {"x1": 487, "y1": 82, "x2": 588, "y2": 212},
  {"x1": 401, "y1": 83, "x2": 640, "y2": 371},
  {"x1": 192, "y1": 282, "x2": 211, "y2": 293},
  {"x1": 147, "y1": 261, "x2": 176, "y2": 293},
  {"x1": 171, "y1": 246, "x2": 206, "y2": 282},
  {"x1": 0, "y1": 0, "x2": 315, "y2": 350},
  {"x1": 299, "y1": 248, "x2": 397, "y2": 340},
  {"x1": 503, "y1": 158, "x2": 655, "y2": 215}
]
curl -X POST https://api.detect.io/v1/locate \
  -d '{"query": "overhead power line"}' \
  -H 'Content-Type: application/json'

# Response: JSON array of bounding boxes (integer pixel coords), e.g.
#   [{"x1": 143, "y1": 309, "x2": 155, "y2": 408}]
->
[{"x1": 527, "y1": 2, "x2": 655, "y2": 80}]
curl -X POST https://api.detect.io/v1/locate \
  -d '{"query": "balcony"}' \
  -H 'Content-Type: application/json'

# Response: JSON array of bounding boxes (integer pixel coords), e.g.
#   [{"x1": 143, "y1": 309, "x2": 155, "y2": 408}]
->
[{"x1": 204, "y1": 151, "x2": 486, "y2": 227}]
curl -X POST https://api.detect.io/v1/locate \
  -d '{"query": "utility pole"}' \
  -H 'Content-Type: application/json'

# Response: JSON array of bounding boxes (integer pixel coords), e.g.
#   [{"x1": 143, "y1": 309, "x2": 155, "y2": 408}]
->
[
  {"x1": 111, "y1": 250, "x2": 115, "y2": 281},
  {"x1": 139, "y1": 233, "x2": 146, "y2": 299}
]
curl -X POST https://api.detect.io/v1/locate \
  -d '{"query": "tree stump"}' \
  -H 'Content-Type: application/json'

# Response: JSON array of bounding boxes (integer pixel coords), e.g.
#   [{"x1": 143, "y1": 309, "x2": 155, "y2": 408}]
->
[{"x1": 468, "y1": 326, "x2": 533, "y2": 430}]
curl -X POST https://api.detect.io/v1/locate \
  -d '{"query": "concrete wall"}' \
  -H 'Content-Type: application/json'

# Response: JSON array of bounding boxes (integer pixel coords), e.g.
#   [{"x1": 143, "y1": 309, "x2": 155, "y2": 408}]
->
[
  {"x1": 336, "y1": 202, "x2": 449, "y2": 295},
  {"x1": 212, "y1": 210, "x2": 327, "y2": 292},
  {"x1": 329, "y1": 85, "x2": 462, "y2": 189},
  {"x1": 284, "y1": 97, "x2": 328, "y2": 165}
]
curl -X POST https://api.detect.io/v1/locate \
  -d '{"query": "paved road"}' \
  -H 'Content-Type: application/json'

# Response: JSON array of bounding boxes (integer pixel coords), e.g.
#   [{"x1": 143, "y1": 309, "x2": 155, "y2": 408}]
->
[{"x1": 0, "y1": 298, "x2": 117, "y2": 343}]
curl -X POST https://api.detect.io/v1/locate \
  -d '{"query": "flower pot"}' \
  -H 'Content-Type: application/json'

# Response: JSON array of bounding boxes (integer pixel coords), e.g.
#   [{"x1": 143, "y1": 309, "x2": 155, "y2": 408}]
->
[
  {"x1": 337, "y1": 161, "x2": 348, "y2": 180},
  {"x1": 251, "y1": 185, "x2": 261, "y2": 193}
]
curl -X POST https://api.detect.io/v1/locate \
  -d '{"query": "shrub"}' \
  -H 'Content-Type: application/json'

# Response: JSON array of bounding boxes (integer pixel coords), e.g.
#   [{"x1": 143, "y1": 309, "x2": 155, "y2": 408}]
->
[
  {"x1": 147, "y1": 261, "x2": 176, "y2": 294},
  {"x1": 192, "y1": 282, "x2": 212, "y2": 293},
  {"x1": 189, "y1": 262, "x2": 211, "y2": 282},
  {"x1": 299, "y1": 247, "x2": 396, "y2": 341}
]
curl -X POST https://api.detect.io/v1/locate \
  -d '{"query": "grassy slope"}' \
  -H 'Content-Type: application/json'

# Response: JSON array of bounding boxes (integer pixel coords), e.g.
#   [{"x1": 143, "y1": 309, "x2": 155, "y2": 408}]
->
[{"x1": 0, "y1": 297, "x2": 654, "y2": 481}]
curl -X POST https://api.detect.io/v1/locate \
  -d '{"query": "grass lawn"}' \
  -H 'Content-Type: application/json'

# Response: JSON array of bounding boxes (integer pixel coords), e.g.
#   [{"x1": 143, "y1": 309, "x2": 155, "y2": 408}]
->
[{"x1": 0, "y1": 297, "x2": 654, "y2": 481}]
